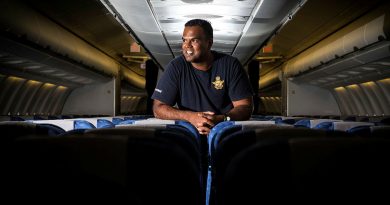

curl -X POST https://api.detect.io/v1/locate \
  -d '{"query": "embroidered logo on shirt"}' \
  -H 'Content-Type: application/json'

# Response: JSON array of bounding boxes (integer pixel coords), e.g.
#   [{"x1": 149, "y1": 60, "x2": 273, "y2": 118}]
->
[
  {"x1": 155, "y1": 88, "x2": 162, "y2": 93},
  {"x1": 212, "y1": 76, "x2": 224, "y2": 90}
]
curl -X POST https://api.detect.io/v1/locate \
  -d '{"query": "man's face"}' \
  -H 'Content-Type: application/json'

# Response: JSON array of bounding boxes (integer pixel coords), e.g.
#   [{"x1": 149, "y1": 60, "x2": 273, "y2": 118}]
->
[{"x1": 182, "y1": 26, "x2": 212, "y2": 63}]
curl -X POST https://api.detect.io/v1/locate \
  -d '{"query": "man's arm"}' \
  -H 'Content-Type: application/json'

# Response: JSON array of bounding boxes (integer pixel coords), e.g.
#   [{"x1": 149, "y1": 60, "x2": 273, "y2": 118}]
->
[
  {"x1": 202, "y1": 96, "x2": 253, "y2": 124},
  {"x1": 153, "y1": 97, "x2": 253, "y2": 135},
  {"x1": 226, "y1": 96, "x2": 254, "y2": 121},
  {"x1": 153, "y1": 99, "x2": 216, "y2": 134}
]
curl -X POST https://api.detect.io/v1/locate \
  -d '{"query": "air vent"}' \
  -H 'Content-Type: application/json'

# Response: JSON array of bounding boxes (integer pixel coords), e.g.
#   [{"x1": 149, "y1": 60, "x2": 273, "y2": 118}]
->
[
  {"x1": 184, "y1": 14, "x2": 222, "y2": 19},
  {"x1": 181, "y1": 0, "x2": 213, "y2": 4}
]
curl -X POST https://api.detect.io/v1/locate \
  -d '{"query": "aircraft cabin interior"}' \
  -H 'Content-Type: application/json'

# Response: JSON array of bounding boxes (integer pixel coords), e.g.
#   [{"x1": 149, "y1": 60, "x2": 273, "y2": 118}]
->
[{"x1": 1, "y1": 0, "x2": 390, "y2": 204}]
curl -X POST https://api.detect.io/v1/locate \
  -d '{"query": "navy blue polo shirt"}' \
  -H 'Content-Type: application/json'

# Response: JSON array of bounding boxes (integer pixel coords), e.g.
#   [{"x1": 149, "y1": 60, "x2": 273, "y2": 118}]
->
[{"x1": 151, "y1": 51, "x2": 253, "y2": 114}]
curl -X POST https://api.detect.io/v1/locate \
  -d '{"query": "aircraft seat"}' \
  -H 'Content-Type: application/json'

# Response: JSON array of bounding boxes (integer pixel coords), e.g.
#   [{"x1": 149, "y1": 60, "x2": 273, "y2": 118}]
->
[
  {"x1": 314, "y1": 121, "x2": 375, "y2": 131},
  {"x1": 219, "y1": 136, "x2": 390, "y2": 204},
  {"x1": 294, "y1": 119, "x2": 342, "y2": 128},
  {"x1": 6, "y1": 129, "x2": 203, "y2": 205}
]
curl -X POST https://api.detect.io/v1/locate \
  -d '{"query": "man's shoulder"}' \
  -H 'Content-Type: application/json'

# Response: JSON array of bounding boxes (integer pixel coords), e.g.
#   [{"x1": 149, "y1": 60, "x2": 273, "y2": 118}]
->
[
  {"x1": 164, "y1": 55, "x2": 186, "y2": 72},
  {"x1": 164, "y1": 55, "x2": 191, "y2": 77},
  {"x1": 169, "y1": 55, "x2": 187, "y2": 66},
  {"x1": 212, "y1": 51, "x2": 239, "y2": 63}
]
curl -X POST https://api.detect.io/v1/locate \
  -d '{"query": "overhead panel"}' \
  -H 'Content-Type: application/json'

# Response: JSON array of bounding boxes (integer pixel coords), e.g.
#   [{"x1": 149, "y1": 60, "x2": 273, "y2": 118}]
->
[
  {"x1": 149, "y1": 0, "x2": 257, "y2": 57},
  {"x1": 103, "y1": 0, "x2": 302, "y2": 67},
  {"x1": 103, "y1": 0, "x2": 174, "y2": 68},
  {"x1": 233, "y1": 0, "x2": 303, "y2": 65}
]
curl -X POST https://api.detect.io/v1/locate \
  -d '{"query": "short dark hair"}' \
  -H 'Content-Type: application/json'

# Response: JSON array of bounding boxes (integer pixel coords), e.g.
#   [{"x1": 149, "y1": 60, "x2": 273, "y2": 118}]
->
[{"x1": 185, "y1": 19, "x2": 213, "y2": 39}]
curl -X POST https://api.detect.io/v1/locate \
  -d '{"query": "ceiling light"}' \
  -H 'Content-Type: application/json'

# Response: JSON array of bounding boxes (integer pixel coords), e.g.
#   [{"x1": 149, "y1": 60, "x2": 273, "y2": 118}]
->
[
  {"x1": 374, "y1": 61, "x2": 390, "y2": 66},
  {"x1": 39, "y1": 70, "x2": 56, "y2": 73},
  {"x1": 6, "y1": 60, "x2": 25, "y2": 64},
  {"x1": 347, "y1": 71, "x2": 360, "y2": 75},
  {"x1": 25, "y1": 65, "x2": 42, "y2": 69},
  {"x1": 361, "y1": 67, "x2": 376, "y2": 71}
]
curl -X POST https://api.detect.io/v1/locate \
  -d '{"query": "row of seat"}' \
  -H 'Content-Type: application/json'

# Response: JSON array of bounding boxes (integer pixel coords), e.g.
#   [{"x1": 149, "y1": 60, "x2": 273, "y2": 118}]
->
[
  {"x1": 1, "y1": 121, "x2": 204, "y2": 204},
  {"x1": 0, "y1": 114, "x2": 155, "y2": 122},
  {"x1": 250, "y1": 116, "x2": 390, "y2": 138},
  {"x1": 254, "y1": 114, "x2": 390, "y2": 122},
  {"x1": 206, "y1": 121, "x2": 390, "y2": 204},
  {"x1": 2, "y1": 117, "x2": 390, "y2": 204}
]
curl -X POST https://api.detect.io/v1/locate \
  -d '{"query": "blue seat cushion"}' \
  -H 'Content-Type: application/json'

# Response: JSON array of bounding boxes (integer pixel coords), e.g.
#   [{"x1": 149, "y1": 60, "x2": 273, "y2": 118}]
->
[
  {"x1": 97, "y1": 119, "x2": 115, "y2": 128},
  {"x1": 112, "y1": 118, "x2": 124, "y2": 125},
  {"x1": 118, "y1": 119, "x2": 136, "y2": 125},
  {"x1": 314, "y1": 121, "x2": 334, "y2": 130},
  {"x1": 294, "y1": 119, "x2": 310, "y2": 128},
  {"x1": 74, "y1": 120, "x2": 96, "y2": 130}
]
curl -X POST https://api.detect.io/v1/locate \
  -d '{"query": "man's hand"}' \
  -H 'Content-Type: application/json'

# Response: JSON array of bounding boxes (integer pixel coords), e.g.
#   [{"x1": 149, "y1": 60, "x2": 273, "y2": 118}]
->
[
  {"x1": 189, "y1": 111, "x2": 224, "y2": 135},
  {"x1": 153, "y1": 100, "x2": 222, "y2": 135},
  {"x1": 153, "y1": 99, "x2": 252, "y2": 135}
]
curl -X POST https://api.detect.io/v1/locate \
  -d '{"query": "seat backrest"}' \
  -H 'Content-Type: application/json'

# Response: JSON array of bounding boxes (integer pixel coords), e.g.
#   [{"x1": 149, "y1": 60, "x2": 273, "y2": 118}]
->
[
  {"x1": 370, "y1": 125, "x2": 390, "y2": 138},
  {"x1": 294, "y1": 119, "x2": 342, "y2": 128},
  {"x1": 209, "y1": 121, "x2": 277, "y2": 159},
  {"x1": 6, "y1": 130, "x2": 203, "y2": 205},
  {"x1": 0, "y1": 121, "x2": 65, "y2": 141},
  {"x1": 220, "y1": 137, "x2": 390, "y2": 204},
  {"x1": 318, "y1": 121, "x2": 375, "y2": 131}
]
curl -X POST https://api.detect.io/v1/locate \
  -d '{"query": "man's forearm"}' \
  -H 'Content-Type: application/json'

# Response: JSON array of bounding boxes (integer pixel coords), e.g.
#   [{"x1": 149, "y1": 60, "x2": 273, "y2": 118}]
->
[
  {"x1": 153, "y1": 100, "x2": 216, "y2": 134},
  {"x1": 153, "y1": 102, "x2": 192, "y2": 121},
  {"x1": 226, "y1": 105, "x2": 253, "y2": 121}
]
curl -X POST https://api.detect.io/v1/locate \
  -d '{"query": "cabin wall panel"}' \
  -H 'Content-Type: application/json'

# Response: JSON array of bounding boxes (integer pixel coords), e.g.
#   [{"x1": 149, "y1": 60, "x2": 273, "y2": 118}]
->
[
  {"x1": 0, "y1": 77, "x2": 20, "y2": 112},
  {"x1": 45, "y1": 88, "x2": 61, "y2": 115},
  {"x1": 333, "y1": 78, "x2": 390, "y2": 116},
  {"x1": 22, "y1": 82, "x2": 43, "y2": 115},
  {"x1": 260, "y1": 98, "x2": 270, "y2": 113},
  {"x1": 135, "y1": 97, "x2": 147, "y2": 114},
  {"x1": 62, "y1": 78, "x2": 116, "y2": 116},
  {"x1": 260, "y1": 97, "x2": 281, "y2": 115},
  {"x1": 356, "y1": 84, "x2": 375, "y2": 115},
  {"x1": 0, "y1": 75, "x2": 71, "y2": 116},
  {"x1": 345, "y1": 85, "x2": 363, "y2": 115},
  {"x1": 30, "y1": 84, "x2": 52, "y2": 115},
  {"x1": 369, "y1": 80, "x2": 390, "y2": 115},
  {"x1": 129, "y1": 97, "x2": 140, "y2": 113},
  {"x1": 120, "y1": 97, "x2": 130, "y2": 114},
  {"x1": 50, "y1": 89, "x2": 71, "y2": 115},
  {"x1": 333, "y1": 90, "x2": 351, "y2": 116},
  {"x1": 377, "y1": 78, "x2": 390, "y2": 108},
  {"x1": 2, "y1": 77, "x2": 25, "y2": 115},
  {"x1": 12, "y1": 80, "x2": 40, "y2": 115},
  {"x1": 36, "y1": 85, "x2": 57, "y2": 115},
  {"x1": 364, "y1": 83, "x2": 385, "y2": 115},
  {"x1": 286, "y1": 80, "x2": 340, "y2": 116},
  {"x1": 39, "y1": 85, "x2": 69, "y2": 116}
]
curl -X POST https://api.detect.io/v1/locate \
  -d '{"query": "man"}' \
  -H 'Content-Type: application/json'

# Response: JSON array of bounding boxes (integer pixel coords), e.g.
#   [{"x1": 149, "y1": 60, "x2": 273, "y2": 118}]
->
[{"x1": 152, "y1": 19, "x2": 254, "y2": 135}]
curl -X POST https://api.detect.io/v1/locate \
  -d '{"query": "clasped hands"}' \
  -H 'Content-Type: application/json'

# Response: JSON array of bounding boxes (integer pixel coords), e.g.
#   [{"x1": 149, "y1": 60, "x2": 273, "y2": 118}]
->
[{"x1": 190, "y1": 111, "x2": 223, "y2": 135}]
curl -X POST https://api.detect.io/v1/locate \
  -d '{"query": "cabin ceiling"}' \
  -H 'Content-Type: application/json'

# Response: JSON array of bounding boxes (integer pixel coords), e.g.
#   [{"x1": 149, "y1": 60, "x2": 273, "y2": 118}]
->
[
  {"x1": 1, "y1": 0, "x2": 388, "y2": 89},
  {"x1": 101, "y1": 0, "x2": 303, "y2": 68}
]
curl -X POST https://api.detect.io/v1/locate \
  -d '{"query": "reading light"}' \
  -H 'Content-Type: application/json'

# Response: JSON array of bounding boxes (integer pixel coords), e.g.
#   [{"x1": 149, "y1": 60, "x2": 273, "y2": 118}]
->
[
  {"x1": 57, "y1": 86, "x2": 68, "y2": 90},
  {"x1": 361, "y1": 81, "x2": 375, "y2": 86},
  {"x1": 378, "y1": 78, "x2": 390, "y2": 84},
  {"x1": 334, "y1": 87, "x2": 346, "y2": 91},
  {"x1": 8, "y1": 76, "x2": 25, "y2": 82},
  {"x1": 346, "y1": 84, "x2": 359, "y2": 89}
]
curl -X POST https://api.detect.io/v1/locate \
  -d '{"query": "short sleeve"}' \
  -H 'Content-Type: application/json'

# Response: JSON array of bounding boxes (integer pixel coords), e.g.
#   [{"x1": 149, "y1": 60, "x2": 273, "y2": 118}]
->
[
  {"x1": 228, "y1": 59, "x2": 254, "y2": 101},
  {"x1": 151, "y1": 62, "x2": 179, "y2": 106}
]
